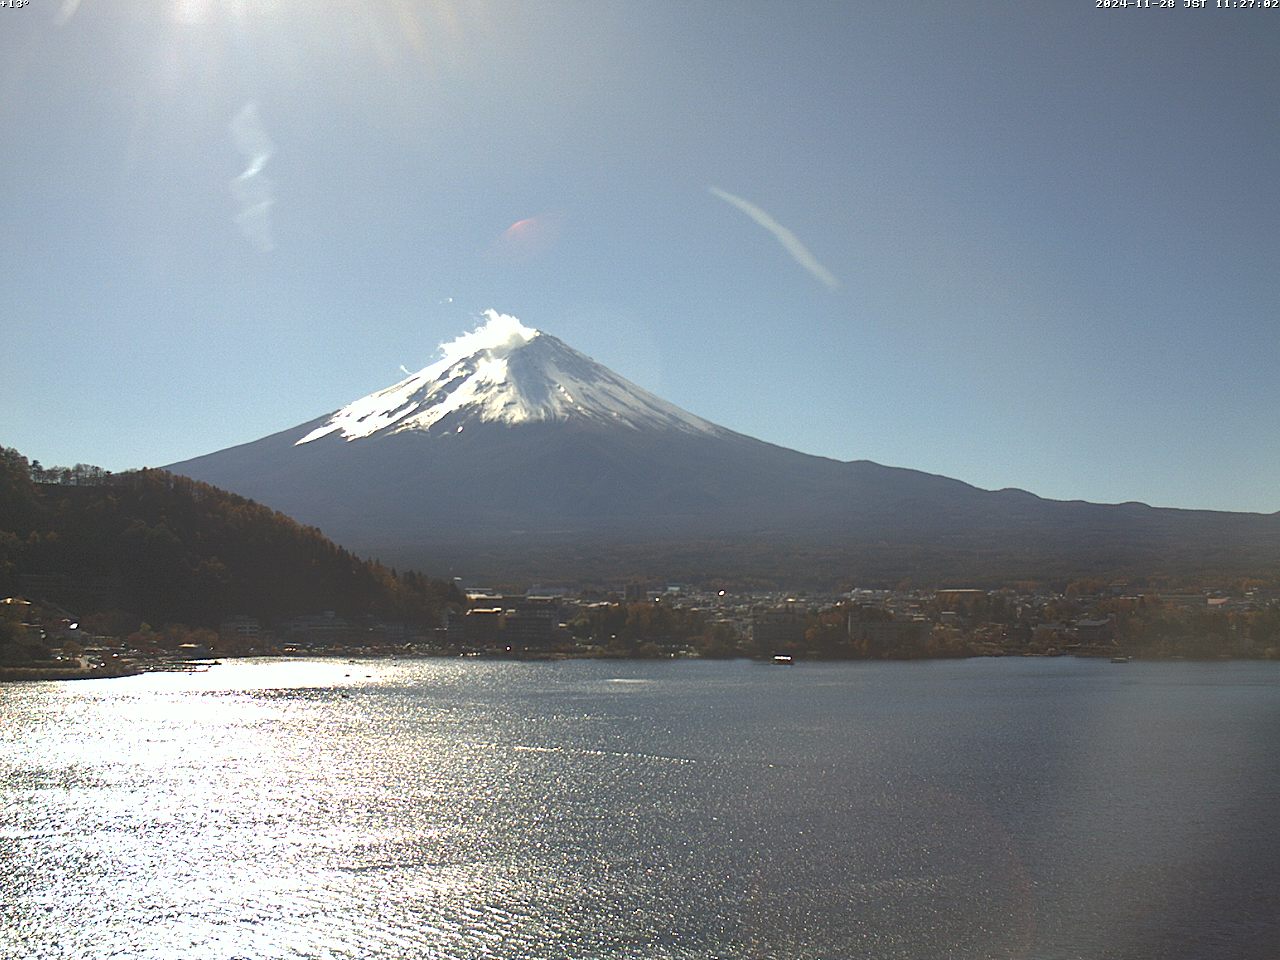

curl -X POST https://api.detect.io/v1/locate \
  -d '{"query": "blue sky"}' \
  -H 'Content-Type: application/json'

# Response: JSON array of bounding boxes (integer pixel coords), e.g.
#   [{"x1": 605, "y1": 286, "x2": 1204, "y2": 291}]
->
[{"x1": 3, "y1": 0, "x2": 1277, "y2": 512}]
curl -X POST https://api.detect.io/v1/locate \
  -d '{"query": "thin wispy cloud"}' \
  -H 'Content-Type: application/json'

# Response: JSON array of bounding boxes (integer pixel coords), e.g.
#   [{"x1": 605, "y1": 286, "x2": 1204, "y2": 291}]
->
[
  {"x1": 229, "y1": 103, "x2": 276, "y2": 252},
  {"x1": 54, "y1": 0, "x2": 83, "y2": 26},
  {"x1": 708, "y1": 186, "x2": 840, "y2": 291}
]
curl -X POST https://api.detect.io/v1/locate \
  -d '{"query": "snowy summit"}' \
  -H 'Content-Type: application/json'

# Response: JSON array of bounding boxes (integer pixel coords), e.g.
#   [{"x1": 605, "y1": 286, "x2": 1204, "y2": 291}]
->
[{"x1": 297, "y1": 310, "x2": 725, "y2": 444}]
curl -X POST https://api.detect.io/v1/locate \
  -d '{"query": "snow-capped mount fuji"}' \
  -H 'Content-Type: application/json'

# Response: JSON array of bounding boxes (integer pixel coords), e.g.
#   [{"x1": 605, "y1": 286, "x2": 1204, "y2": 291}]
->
[
  {"x1": 169, "y1": 312, "x2": 1280, "y2": 583},
  {"x1": 295, "y1": 312, "x2": 727, "y2": 444}
]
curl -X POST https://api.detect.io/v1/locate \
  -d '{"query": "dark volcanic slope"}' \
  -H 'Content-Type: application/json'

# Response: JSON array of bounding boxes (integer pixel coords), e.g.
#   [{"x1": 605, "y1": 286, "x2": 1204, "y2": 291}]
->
[{"x1": 169, "y1": 415, "x2": 1280, "y2": 583}]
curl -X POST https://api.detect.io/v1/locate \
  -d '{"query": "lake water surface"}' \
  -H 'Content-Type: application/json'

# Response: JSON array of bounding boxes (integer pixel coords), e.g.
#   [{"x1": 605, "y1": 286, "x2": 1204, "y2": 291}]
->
[{"x1": 3, "y1": 657, "x2": 1278, "y2": 959}]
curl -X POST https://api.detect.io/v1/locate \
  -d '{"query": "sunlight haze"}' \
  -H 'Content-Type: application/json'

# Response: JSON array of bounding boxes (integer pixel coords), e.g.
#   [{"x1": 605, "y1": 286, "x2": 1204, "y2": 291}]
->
[{"x1": 3, "y1": 0, "x2": 1277, "y2": 512}]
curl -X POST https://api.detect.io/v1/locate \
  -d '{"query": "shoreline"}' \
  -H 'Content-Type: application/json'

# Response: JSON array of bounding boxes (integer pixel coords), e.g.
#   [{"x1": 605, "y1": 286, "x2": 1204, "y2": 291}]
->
[
  {"x1": 6, "y1": 649, "x2": 1270, "y2": 682},
  {"x1": 0, "y1": 664, "x2": 140, "y2": 682}
]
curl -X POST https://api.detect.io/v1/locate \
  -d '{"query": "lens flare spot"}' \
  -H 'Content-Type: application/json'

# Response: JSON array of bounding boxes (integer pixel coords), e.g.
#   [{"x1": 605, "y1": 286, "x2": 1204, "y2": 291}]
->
[{"x1": 492, "y1": 213, "x2": 563, "y2": 262}]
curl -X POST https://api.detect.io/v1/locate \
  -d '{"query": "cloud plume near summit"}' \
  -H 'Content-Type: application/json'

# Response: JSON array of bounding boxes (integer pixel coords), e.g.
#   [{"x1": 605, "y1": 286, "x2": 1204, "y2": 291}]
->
[{"x1": 709, "y1": 186, "x2": 840, "y2": 291}]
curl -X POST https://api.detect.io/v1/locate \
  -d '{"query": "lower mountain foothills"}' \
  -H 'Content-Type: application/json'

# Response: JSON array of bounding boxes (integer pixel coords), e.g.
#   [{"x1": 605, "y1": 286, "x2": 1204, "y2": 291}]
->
[{"x1": 3, "y1": 446, "x2": 1278, "y2": 676}]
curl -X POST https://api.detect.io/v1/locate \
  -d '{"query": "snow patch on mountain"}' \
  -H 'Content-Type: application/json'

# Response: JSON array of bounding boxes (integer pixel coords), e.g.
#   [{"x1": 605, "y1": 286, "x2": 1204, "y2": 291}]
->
[{"x1": 296, "y1": 310, "x2": 728, "y2": 444}]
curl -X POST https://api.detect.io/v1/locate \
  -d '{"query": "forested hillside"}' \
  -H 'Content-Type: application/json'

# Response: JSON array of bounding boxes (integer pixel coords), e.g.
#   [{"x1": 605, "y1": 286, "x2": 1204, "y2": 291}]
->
[{"x1": 0, "y1": 447, "x2": 460, "y2": 629}]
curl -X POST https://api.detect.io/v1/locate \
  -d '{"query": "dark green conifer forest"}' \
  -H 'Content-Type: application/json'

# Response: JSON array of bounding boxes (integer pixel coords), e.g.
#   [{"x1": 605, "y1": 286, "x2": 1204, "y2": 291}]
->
[{"x1": 0, "y1": 446, "x2": 460, "y2": 630}]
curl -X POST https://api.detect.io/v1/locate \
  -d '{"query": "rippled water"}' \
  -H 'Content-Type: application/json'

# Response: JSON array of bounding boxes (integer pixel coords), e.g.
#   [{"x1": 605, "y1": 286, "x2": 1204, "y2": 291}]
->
[{"x1": 3, "y1": 657, "x2": 1278, "y2": 959}]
